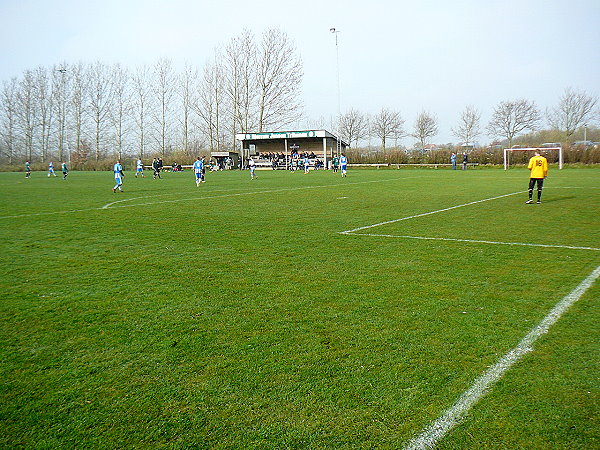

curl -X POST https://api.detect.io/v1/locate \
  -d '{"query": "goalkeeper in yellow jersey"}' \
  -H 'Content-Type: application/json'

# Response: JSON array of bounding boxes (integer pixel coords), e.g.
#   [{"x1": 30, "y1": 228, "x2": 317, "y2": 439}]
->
[{"x1": 526, "y1": 150, "x2": 548, "y2": 204}]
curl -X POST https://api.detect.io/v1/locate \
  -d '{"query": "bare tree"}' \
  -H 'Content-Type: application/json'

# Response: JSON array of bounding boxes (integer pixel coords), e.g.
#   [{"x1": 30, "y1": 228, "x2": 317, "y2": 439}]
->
[
  {"x1": 0, "y1": 78, "x2": 18, "y2": 164},
  {"x1": 33, "y1": 66, "x2": 53, "y2": 162},
  {"x1": 412, "y1": 111, "x2": 438, "y2": 152},
  {"x1": 547, "y1": 87, "x2": 598, "y2": 138},
  {"x1": 152, "y1": 58, "x2": 175, "y2": 157},
  {"x1": 195, "y1": 56, "x2": 226, "y2": 151},
  {"x1": 452, "y1": 105, "x2": 481, "y2": 146},
  {"x1": 371, "y1": 108, "x2": 405, "y2": 151},
  {"x1": 15, "y1": 70, "x2": 38, "y2": 161},
  {"x1": 132, "y1": 65, "x2": 152, "y2": 160},
  {"x1": 110, "y1": 64, "x2": 132, "y2": 160},
  {"x1": 338, "y1": 108, "x2": 369, "y2": 148},
  {"x1": 224, "y1": 29, "x2": 257, "y2": 147},
  {"x1": 304, "y1": 115, "x2": 328, "y2": 130},
  {"x1": 178, "y1": 63, "x2": 197, "y2": 155},
  {"x1": 88, "y1": 62, "x2": 115, "y2": 161},
  {"x1": 69, "y1": 62, "x2": 88, "y2": 158},
  {"x1": 236, "y1": 30, "x2": 257, "y2": 134},
  {"x1": 488, "y1": 99, "x2": 540, "y2": 148},
  {"x1": 256, "y1": 28, "x2": 303, "y2": 132}
]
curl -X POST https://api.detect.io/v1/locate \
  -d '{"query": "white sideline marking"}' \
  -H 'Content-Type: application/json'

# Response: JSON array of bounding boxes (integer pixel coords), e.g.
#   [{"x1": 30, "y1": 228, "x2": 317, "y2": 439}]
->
[
  {"x1": 403, "y1": 264, "x2": 600, "y2": 450},
  {"x1": 342, "y1": 191, "x2": 525, "y2": 234},
  {"x1": 343, "y1": 233, "x2": 600, "y2": 252}
]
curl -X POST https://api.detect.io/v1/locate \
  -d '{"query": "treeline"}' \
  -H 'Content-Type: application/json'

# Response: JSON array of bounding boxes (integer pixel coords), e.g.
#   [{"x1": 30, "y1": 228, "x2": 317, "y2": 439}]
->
[
  {"x1": 0, "y1": 28, "x2": 302, "y2": 166},
  {"x1": 2, "y1": 26, "x2": 599, "y2": 169},
  {"x1": 339, "y1": 89, "x2": 599, "y2": 152},
  {"x1": 346, "y1": 144, "x2": 600, "y2": 166}
]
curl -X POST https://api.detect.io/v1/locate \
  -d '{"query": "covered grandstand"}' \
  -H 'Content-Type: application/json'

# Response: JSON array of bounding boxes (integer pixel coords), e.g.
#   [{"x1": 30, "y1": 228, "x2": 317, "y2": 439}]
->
[{"x1": 235, "y1": 130, "x2": 349, "y2": 169}]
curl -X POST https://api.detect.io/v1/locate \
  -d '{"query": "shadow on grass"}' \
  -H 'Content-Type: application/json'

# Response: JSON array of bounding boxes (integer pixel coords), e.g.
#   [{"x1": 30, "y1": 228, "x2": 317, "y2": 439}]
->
[{"x1": 542, "y1": 196, "x2": 577, "y2": 203}]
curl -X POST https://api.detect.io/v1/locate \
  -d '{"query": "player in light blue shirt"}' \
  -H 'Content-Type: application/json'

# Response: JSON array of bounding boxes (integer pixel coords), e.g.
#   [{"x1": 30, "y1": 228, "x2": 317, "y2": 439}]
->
[
  {"x1": 304, "y1": 156, "x2": 310, "y2": 174},
  {"x1": 340, "y1": 154, "x2": 348, "y2": 177},
  {"x1": 135, "y1": 159, "x2": 145, "y2": 178},
  {"x1": 113, "y1": 160, "x2": 124, "y2": 192},
  {"x1": 48, "y1": 161, "x2": 57, "y2": 177},
  {"x1": 193, "y1": 157, "x2": 205, "y2": 186}
]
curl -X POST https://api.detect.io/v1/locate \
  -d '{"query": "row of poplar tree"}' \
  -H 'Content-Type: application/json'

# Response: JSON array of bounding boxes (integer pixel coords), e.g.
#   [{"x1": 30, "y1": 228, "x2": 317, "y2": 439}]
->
[{"x1": 0, "y1": 29, "x2": 303, "y2": 165}]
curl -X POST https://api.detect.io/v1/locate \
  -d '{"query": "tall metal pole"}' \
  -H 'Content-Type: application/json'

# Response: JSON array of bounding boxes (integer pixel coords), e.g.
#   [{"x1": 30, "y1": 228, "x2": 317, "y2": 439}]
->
[
  {"x1": 57, "y1": 68, "x2": 67, "y2": 162},
  {"x1": 584, "y1": 124, "x2": 587, "y2": 143},
  {"x1": 330, "y1": 28, "x2": 341, "y2": 160},
  {"x1": 330, "y1": 28, "x2": 341, "y2": 119}
]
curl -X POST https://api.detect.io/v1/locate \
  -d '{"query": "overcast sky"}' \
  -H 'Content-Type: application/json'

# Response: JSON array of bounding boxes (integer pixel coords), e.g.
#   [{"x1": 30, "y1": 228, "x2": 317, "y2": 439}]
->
[{"x1": 1, "y1": 0, "x2": 598, "y2": 144}]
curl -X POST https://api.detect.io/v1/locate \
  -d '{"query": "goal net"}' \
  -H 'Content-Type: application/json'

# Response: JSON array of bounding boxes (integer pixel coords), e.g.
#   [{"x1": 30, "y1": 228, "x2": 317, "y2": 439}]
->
[{"x1": 503, "y1": 147, "x2": 563, "y2": 170}]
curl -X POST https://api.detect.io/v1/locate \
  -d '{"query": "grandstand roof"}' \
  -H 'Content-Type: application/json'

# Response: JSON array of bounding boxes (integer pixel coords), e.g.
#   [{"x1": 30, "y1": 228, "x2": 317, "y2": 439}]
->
[{"x1": 236, "y1": 130, "x2": 349, "y2": 148}]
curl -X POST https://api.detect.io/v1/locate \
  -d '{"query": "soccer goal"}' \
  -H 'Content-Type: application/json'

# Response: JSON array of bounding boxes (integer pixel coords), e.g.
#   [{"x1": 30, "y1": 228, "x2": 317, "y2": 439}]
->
[{"x1": 503, "y1": 147, "x2": 563, "y2": 170}]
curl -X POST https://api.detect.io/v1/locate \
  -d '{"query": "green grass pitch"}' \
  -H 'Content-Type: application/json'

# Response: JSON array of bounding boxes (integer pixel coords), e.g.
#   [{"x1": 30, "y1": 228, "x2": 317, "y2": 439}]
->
[{"x1": 1, "y1": 167, "x2": 598, "y2": 448}]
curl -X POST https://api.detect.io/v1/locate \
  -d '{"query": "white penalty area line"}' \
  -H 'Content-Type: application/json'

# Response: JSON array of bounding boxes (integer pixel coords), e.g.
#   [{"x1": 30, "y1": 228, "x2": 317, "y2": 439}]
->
[
  {"x1": 403, "y1": 264, "x2": 600, "y2": 450},
  {"x1": 339, "y1": 188, "x2": 599, "y2": 251},
  {"x1": 342, "y1": 191, "x2": 525, "y2": 234}
]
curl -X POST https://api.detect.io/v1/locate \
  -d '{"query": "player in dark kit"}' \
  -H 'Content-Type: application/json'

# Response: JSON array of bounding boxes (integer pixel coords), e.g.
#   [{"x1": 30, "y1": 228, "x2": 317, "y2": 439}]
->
[{"x1": 152, "y1": 158, "x2": 162, "y2": 179}]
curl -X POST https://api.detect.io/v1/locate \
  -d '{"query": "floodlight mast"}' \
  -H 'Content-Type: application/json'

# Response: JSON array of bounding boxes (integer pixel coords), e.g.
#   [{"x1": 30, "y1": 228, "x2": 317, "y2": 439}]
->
[
  {"x1": 330, "y1": 27, "x2": 341, "y2": 159},
  {"x1": 56, "y1": 68, "x2": 67, "y2": 162}
]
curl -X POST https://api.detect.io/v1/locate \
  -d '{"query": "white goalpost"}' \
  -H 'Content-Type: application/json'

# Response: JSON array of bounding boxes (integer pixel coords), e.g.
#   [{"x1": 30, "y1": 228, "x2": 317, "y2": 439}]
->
[{"x1": 503, "y1": 147, "x2": 563, "y2": 170}]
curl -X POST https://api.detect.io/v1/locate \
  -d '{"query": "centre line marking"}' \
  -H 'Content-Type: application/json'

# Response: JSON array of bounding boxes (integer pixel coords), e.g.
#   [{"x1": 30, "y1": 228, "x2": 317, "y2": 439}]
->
[{"x1": 403, "y1": 264, "x2": 600, "y2": 450}]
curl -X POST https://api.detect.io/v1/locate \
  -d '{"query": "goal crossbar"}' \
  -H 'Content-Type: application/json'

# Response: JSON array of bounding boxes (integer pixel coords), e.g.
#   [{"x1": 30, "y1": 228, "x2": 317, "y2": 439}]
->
[{"x1": 503, "y1": 147, "x2": 563, "y2": 170}]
